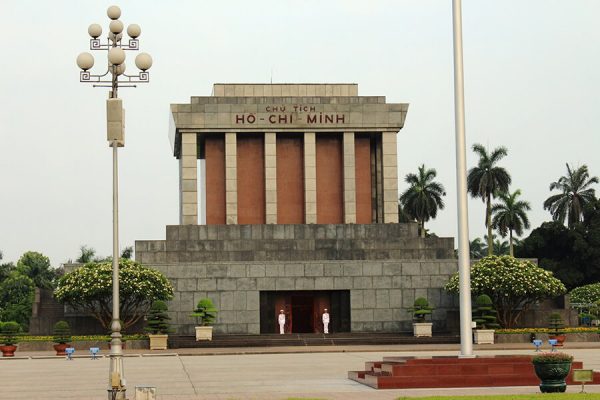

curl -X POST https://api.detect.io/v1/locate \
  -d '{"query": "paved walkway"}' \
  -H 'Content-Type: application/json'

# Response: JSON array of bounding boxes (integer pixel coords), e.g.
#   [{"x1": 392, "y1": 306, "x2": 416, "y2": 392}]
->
[{"x1": 2, "y1": 343, "x2": 600, "y2": 399}]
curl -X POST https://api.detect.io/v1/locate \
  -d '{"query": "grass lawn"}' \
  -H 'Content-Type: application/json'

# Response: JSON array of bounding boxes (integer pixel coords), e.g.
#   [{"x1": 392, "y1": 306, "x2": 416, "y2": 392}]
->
[{"x1": 397, "y1": 394, "x2": 600, "y2": 400}]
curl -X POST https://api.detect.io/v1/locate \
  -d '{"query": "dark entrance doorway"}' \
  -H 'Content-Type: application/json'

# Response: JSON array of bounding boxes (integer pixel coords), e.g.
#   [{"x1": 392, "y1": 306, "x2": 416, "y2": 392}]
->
[
  {"x1": 291, "y1": 294, "x2": 313, "y2": 333},
  {"x1": 259, "y1": 290, "x2": 350, "y2": 334}
]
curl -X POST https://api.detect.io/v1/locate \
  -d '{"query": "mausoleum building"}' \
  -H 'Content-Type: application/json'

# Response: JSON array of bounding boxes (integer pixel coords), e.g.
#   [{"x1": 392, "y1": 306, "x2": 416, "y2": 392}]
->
[{"x1": 135, "y1": 83, "x2": 459, "y2": 335}]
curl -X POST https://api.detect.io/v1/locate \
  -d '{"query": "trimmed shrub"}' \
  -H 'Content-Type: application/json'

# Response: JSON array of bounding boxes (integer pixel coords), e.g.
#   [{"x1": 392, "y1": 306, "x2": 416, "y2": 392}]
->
[
  {"x1": 190, "y1": 298, "x2": 218, "y2": 326},
  {"x1": 145, "y1": 300, "x2": 171, "y2": 335},
  {"x1": 410, "y1": 297, "x2": 434, "y2": 322}
]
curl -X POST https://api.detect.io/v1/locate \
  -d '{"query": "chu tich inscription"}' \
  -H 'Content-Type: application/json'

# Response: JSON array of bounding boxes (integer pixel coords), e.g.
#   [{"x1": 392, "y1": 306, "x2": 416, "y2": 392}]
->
[{"x1": 235, "y1": 104, "x2": 346, "y2": 125}]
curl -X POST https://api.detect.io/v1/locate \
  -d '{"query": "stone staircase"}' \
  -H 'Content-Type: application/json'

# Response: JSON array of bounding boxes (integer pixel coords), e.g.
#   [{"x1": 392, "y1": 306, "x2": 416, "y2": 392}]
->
[
  {"x1": 348, "y1": 355, "x2": 600, "y2": 389},
  {"x1": 169, "y1": 332, "x2": 460, "y2": 349}
]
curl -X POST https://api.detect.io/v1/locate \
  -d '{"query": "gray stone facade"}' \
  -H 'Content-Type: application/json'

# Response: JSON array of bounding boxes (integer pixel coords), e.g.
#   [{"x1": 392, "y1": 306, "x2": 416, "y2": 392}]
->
[{"x1": 135, "y1": 223, "x2": 459, "y2": 335}]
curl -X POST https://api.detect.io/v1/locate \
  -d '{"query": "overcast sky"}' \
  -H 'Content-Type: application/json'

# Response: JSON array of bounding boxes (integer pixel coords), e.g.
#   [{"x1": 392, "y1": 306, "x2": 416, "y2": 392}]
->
[{"x1": 1, "y1": 0, "x2": 599, "y2": 265}]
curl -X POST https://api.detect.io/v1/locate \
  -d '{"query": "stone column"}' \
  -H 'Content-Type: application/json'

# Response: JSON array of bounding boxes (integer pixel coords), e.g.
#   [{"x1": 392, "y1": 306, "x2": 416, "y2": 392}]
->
[
  {"x1": 304, "y1": 132, "x2": 317, "y2": 224},
  {"x1": 264, "y1": 132, "x2": 277, "y2": 224},
  {"x1": 225, "y1": 132, "x2": 238, "y2": 224},
  {"x1": 343, "y1": 132, "x2": 356, "y2": 223},
  {"x1": 180, "y1": 132, "x2": 198, "y2": 225},
  {"x1": 382, "y1": 131, "x2": 399, "y2": 223}
]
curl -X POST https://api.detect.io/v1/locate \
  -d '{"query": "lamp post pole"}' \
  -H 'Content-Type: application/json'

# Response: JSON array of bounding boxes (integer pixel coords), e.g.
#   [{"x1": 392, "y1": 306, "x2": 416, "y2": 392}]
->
[
  {"x1": 451, "y1": 0, "x2": 474, "y2": 358},
  {"x1": 76, "y1": 5, "x2": 153, "y2": 399}
]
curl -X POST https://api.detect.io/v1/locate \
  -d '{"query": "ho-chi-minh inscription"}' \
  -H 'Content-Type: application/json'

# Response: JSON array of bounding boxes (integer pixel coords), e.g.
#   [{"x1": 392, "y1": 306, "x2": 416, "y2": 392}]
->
[{"x1": 169, "y1": 83, "x2": 408, "y2": 132}]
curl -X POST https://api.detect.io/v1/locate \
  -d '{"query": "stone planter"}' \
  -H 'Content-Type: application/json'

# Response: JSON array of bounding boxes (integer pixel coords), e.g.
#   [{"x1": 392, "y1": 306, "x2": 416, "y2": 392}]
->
[
  {"x1": 195, "y1": 326, "x2": 213, "y2": 341},
  {"x1": 0, "y1": 345, "x2": 17, "y2": 357},
  {"x1": 53, "y1": 343, "x2": 70, "y2": 356},
  {"x1": 413, "y1": 322, "x2": 432, "y2": 337},
  {"x1": 473, "y1": 329, "x2": 495, "y2": 344},
  {"x1": 549, "y1": 334, "x2": 566, "y2": 346},
  {"x1": 533, "y1": 361, "x2": 572, "y2": 393},
  {"x1": 148, "y1": 334, "x2": 168, "y2": 350}
]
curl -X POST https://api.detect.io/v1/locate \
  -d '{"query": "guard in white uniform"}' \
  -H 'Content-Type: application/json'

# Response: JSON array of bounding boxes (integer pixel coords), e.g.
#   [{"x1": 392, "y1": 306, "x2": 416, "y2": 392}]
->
[
  {"x1": 278, "y1": 309, "x2": 286, "y2": 334},
  {"x1": 322, "y1": 308, "x2": 330, "y2": 334}
]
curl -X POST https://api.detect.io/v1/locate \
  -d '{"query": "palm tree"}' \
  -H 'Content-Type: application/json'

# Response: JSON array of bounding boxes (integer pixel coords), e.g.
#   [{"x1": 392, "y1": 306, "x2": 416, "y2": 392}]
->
[
  {"x1": 76, "y1": 245, "x2": 96, "y2": 264},
  {"x1": 469, "y1": 238, "x2": 486, "y2": 259},
  {"x1": 491, "y1": 189, "x2": 531, "y2": 256},
  {"x1": 483, "y1": 234, "x2": 510, "y2": 256},
  {"x1": 543, "y1": 164, "x2": 599, "y2": 228},
  {"x1": 399, "y1": 164, "x2": 446, "y2": 238},
  {"x1": 467, "y1": 144, "x2": 511, "y2": 255}
]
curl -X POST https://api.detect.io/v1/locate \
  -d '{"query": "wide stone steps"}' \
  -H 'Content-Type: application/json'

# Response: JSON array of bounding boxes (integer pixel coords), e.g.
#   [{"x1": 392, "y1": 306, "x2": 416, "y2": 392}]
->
[
  {"x1": 348, "y1": 355, "x2": 600, "y2": 389},
  {"x1": 169, "y1": 333, "x2": 460, "y2": 349}
]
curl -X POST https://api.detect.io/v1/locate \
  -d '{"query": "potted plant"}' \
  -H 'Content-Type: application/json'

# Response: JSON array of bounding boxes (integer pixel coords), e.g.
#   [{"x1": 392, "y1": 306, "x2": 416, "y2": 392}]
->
[
  {"x1": 410, "y1": 297, "x2": 434, "y2": 337},
  {"x1": 0, "y1": 321, "x2": 21, "y2": 357},
  {"x1": 52, "y1": 320, "x2": 72, "y2": 356},
  {"x1": 190, "y1": 298, "x2": 218, "y2": 341},
  {"x1": 532, "y1": 352, "x2": 573, "y2": 393},
  {"x1": 472, "y1": 294, "x2": 500, "y2": 344},
  {"x1": 145, "y1": 300, "x2": 171, "y2": 350},
  {"x1": 548, "y1": 312, "x2": 566, "y2": 346}
]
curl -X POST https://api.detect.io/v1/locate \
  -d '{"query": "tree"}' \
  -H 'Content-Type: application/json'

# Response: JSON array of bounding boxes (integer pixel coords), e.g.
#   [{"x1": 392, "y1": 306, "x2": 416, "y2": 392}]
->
[
  {"x1": 399, "y1": 164, "x2": 446, "y2": 238},
  {"x1": 121, "y1": 246, "x2": 133, "y2": 260},
  {"x1": 398, "y1": 203, "x2": 413, "y2": 223},
  {"x1": 467, "y1": 144, "x2": 511, "y2": 255},
  {"x1": 491, "y1": 189, "x2": 531, "y2": 256},
  {"x1": 570, "y1": 283, "x2": 600, "y2": 305},
  {"x1": 0, "y1": 251, "x2": 15, "y2": 282},
  {"x1": 543, "y1": 164, "x2": 599, "y2": 228},
  {"x1": 0, "y1": 272, "x2": 35, "y2": 329},
  {"x1": 76, "y1": 245, "x2": 97, "y2": 263},
  {"x1": 16, "y1": 251, "x2": 55, "y2": 289},
  {"x1": 445, "y1": 255, "x2": 566, "y2": 328},
  {"x1": 517, "y1": 199, "x2": 600, "y2": 289},
  {"x1": 469, "y1": 238, "x2": 486, "y2": 259},
  {"x1": 481, "y1": 234, "x2": 510, "y2": 256},
  {"x1": 54, "y1": 259, "x2": 174, "y2": 330}
]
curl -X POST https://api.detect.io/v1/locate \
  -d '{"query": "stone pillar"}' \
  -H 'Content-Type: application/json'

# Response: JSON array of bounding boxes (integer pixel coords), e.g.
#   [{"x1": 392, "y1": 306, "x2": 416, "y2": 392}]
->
[
  {"x1": 304, "y1": 132, "x2": 317, "y2": 224},
  {"x1": 225, "y1": 132, "x2": 238, "y2": 224},
  {"x1": 382, "y1": 131, "x2": 399, "y2": 223},
  {"x1": 343, "y1": 132, "x2": 356, "y2": 223},
  {"x1": 180, "y1": 132, "x2": 198, "y2": 225},
  {"x1": 264, "y1": 132, "x2": 277, "y2": 224}
]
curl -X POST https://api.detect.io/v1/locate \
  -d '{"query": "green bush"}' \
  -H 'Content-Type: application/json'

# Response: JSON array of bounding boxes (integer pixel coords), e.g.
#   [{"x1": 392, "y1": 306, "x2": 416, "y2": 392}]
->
[
  {"x1": 1, "y1": 321, "x2": 21, "y2": 346},
  {"x1": 472, "y1": 294, "x2": 500, "y2": 330},
  {"x1": 409, "y1": 297, "x2": 433, "y2": 322},
  {"x1": 52, "y1": 320, "x2": 71, "y2": 344},
  {"x1": 145, "y1": 300, "x2": 171, "y2": 335},
  {"x1": 445, "y1": 255, "x2": 566, "y2": 328},
  {"x1": 532, "y1": 352, "x2": 573, "y2": 363},
  {"x1": 190, "y1": 298, "x2": 218, "y2": 326}
]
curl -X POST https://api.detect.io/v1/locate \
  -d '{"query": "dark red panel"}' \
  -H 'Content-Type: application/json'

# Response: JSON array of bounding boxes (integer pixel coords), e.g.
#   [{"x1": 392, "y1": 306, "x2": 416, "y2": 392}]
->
[
  {"x1": 237, "y1": 135, "x2": 265, "y2": 224},
  {"x1": 355, "y1": 135, "x2": 372, "y2": 223},
  {"x1": 205, "y1": 136, "x2": 225, "y2": 225},
  {"x1": 277, "y1": 135, "x2": 305, "y2": 223},
  {"x1": 316, "y1": 134, "x2": 343, "y2": 224}
]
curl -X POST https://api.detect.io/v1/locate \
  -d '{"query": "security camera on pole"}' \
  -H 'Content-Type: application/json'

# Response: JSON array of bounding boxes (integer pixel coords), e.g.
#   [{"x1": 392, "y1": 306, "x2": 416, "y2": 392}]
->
[{"x1": 76, "y1": 5, "x2": 152, "y2": 399}]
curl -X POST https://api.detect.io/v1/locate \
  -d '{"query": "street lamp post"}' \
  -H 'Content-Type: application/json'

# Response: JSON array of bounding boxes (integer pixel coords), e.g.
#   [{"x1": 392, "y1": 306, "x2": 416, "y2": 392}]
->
[{"x1": 76, "y1": 5, "x2": 152, "y2": 399}]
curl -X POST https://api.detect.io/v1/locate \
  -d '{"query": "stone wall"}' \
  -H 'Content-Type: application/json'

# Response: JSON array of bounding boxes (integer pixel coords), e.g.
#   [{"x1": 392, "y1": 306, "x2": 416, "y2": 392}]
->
[
  {"x1": 136, "y1": 223, "x2": 454, "y2": 263},
  {"x1": 147, "y1": 259, "x2": 459, "y2": 335},
  {"x1": 136, "y1": 223, "x2": 459, "y2": 335}
]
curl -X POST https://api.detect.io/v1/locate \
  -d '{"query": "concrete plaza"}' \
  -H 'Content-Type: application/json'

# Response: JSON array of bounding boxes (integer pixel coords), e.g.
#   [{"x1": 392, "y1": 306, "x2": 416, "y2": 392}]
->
[{"x1": 2, "y1": 344, "x2": 600, "y2": 399}]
